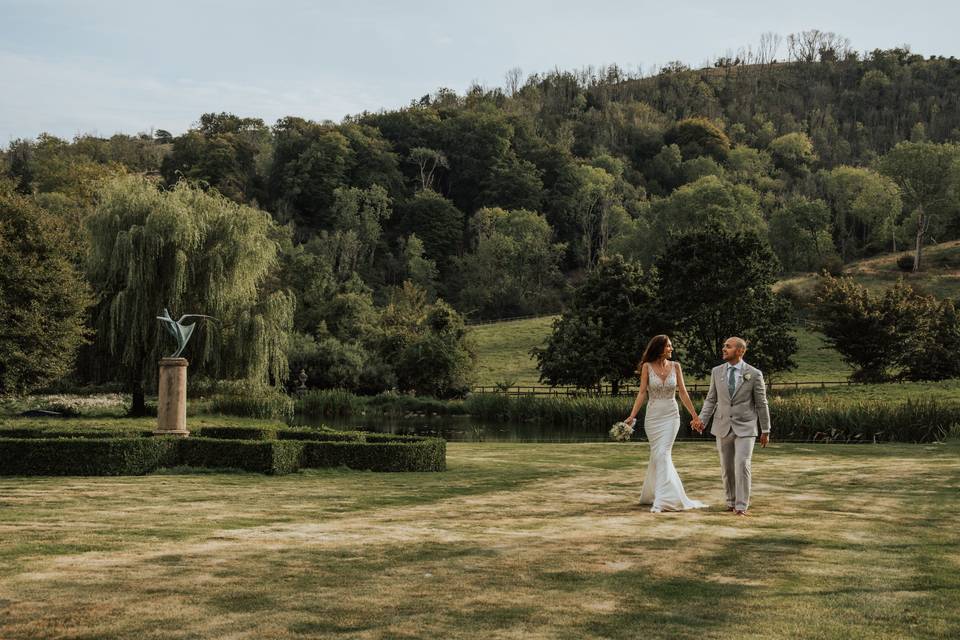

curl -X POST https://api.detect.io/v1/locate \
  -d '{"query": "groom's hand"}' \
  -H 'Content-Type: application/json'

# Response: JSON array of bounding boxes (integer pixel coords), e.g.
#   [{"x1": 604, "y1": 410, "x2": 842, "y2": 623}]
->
[{"x1": 759, "y1": 433, "x2": 769, "y2": 448}]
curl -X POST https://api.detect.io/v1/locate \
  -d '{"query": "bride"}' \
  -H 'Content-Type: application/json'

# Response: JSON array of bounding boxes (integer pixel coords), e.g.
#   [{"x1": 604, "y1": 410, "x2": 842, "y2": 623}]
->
[{"x1": 624, "y1": 335, "x2": 706, "y2": 513}]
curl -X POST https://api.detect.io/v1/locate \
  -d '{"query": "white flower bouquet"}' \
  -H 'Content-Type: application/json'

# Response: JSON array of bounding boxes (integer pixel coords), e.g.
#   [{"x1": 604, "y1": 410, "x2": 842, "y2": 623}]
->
[{"x1": 609, "y1": 420, "x2": 634, "y2": 442}]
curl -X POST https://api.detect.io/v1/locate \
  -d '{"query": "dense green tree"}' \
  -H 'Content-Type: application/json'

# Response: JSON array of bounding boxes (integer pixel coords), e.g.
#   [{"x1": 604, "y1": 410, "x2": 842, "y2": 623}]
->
[
  {"x1": 396, "y1": 190, "x2": 464, "y2": 269},
  {"x1": 84, "y1": 176, "x2": 294, "y2": 414},
  {"x1": 821, "y1": 165, "x2": 903, "y2": 259},
  {"x1": 533, "y1": 255, "x2": 664, "y2": 394},
  {"x1": 877, "y1": 141, "x2": 960, "y2": 270},
  {"x1": 655, "y1": 226, "x2": 797, "y2": 377},
  {"x1": 0, "y1": 182, "x2": 91, "y2": 393},
  {"x1": 664, "y1": 117, "x2": 731, "y2": 162},
  {"x1": 455, "y1": 207, "x2": 565, "y2": 318},
  {"x1": 769, "y1": 132, "x2": 818, "y2": 176},
  {"x1": 768, "y1": 196, "x2": 836, "y2": 272}
]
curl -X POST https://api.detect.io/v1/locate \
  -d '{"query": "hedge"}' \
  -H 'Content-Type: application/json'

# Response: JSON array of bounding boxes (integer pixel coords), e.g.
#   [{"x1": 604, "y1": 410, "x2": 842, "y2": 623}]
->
[
  {"x1": 0, "y1": 429, "x2": 446, "y2": 475},
  {"x1": 299, "y1": 439, "x2": 446, "y2": 472},
  {"x1": 197, "y1": 426, "x2": 277, "y2": 441},
  {"x1": 0, "y1": 436, "x2": 181, "y2": 476},
  {"x1": 179, "y1": 438, "x2": 303, "y2": 474}
]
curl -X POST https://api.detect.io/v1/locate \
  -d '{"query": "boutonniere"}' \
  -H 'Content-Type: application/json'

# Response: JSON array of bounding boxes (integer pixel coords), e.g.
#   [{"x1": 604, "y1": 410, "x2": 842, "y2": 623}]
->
[{"x1": 743, "y1": 373, "x2": 753, "y2": 381}]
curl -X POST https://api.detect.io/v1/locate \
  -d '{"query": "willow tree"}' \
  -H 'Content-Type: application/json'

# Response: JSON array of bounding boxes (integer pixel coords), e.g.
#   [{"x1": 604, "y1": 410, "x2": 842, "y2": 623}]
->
[{"x1": 85, "y1": 176, "x2": 294, "y2": 414}]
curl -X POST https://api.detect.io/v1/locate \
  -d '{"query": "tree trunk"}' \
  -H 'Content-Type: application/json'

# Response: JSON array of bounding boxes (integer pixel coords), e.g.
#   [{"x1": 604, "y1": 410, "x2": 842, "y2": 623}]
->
[
  {"x1": 914, "y1": 211, "x2": 924, "y2": 272},
  {"x1": 611, "y1": 379, "x2": 620, "y2": 396},
  {"x1": 129, "y1": 381, "x2": 147, "y2": 417}
]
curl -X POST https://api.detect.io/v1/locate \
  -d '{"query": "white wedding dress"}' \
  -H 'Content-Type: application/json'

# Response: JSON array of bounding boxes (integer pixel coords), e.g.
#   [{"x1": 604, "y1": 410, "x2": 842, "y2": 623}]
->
[{"x1": 638, "y1": 364, "x2": 706, "y2": 513}]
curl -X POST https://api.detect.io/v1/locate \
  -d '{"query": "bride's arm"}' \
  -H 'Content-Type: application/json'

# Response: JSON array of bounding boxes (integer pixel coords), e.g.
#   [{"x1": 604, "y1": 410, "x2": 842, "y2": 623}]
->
[
  {"x1": 625, "y1": 363, "x2": 648, "y2": 425},
  {"x1": 675, "y1": 363, "x2": 701, "y2": 426}
]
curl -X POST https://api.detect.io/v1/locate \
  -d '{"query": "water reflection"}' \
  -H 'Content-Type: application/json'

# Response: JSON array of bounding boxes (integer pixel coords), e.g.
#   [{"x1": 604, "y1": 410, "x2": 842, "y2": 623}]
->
[{"x1": 292, "y1": 414, "x2": 705, "y2": 443}]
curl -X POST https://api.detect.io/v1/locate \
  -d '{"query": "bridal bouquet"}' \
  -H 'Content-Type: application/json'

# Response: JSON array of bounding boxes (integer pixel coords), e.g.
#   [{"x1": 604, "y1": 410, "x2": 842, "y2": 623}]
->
[{"x1": 609, "y1": 420, "x2": 634, "y2": 442}]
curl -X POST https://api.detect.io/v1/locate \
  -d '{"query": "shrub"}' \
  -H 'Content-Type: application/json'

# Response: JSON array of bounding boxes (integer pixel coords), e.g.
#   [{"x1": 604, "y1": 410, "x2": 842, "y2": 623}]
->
[
  {"x1": 299, "y1": 440, "x2": 446, "y2": 472},
  {"x1": 277, "y1": 427, "x2": 364, "y2": 442},
  {"x1": 896, "y1": 254, "x2": 915, "y2": 271},
  {"x1": 179, "y1": 438, "x2": 304, "y2": 475},
  {"x1": 0, "y1": 436, "x2": 181, "y2": 476},
  {"x1": 198, "y1": 426, "x2": 277, "y2": 441}
]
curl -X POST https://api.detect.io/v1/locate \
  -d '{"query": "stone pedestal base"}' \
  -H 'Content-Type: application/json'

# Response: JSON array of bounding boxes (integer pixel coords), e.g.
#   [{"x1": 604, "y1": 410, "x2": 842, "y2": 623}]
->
[{"x1": 155, "y1": 358, "x2": 189, "y2": 437}]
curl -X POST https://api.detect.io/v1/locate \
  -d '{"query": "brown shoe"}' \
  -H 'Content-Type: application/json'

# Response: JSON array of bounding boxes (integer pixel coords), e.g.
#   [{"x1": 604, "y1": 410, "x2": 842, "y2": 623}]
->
[
  {"x1": 725, "y1": 505, "x2": 736, "y2": 512},
  {"x1": 735, "y1": 510, "x2": 749, "y2": 517}
]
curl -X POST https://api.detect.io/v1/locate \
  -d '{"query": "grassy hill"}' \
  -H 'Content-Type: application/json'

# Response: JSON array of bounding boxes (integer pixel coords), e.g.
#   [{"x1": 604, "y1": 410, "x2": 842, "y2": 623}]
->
[
  {"x1": 777, "y1": 240, "x2": 960, "y2": 301},
  {"x1": 469, "y1": 318, "x2": 853, "y2": 387},
  {"x1": 470, "y1": 242, "x2": 960, "y2": 389}
]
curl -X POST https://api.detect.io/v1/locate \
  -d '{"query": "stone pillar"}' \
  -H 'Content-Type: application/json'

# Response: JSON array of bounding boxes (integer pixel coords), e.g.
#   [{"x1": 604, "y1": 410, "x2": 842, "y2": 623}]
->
[{"x1": 156, "y1": 358, "x2": 189, "y2": 437}]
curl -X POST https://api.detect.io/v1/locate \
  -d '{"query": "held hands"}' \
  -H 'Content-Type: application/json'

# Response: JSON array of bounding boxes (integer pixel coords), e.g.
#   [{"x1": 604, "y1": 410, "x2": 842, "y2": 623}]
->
[{"x1": 690, "y1": 416, "x2": 705, "y2": 433}]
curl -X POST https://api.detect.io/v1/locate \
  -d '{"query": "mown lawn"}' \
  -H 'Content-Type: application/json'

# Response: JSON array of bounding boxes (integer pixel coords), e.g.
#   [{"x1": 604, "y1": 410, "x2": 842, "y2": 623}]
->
[{"x1": 1, "y1": 440, "x2": 958, "y2": 639}]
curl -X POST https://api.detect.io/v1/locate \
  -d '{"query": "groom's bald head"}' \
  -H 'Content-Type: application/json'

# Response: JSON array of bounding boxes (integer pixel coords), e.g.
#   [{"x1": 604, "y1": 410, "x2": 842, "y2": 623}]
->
[{"x1": 722, "y1": 337, "x2": 747, "y2": 362}]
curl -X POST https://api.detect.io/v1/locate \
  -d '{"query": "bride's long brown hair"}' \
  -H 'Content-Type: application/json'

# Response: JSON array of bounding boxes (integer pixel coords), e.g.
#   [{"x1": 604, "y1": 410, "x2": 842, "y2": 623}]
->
[{"x1": 636, "y1": 334, "x2": 671, "y2": 375}]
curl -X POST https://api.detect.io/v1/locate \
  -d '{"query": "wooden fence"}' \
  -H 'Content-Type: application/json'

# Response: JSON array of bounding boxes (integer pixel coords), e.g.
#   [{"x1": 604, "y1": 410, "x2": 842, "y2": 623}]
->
[{"x1": 470, "y1": 380, "x2": 860, "y2": 396}]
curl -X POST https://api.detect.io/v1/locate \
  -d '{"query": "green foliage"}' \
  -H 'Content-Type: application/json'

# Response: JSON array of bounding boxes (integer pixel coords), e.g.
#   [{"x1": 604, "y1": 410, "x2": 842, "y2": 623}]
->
[
  {"x1": 822, "y1": 166, "x2": 902, "y2": 259},
  {"x1": 769, "y1": 397, "x2": 954, "y2": 443},
  {"x1": 455, "y1": 207, "x2": 565, "y2": 318},
  {"x1": 0, "y1": 183, "x2": 91, "y2": 394},
  {"x1": 815, "y1": 275, "x2": 960, "y2": 382},
  {"x1": 534, "y1": 255, "x2": 663, "y2": 392},
  {"x1": 207, "y1": 384, "x2": 294, "y2": 420},
  {"x1": 769, "y1": 132, "x2": 818, "y2": 176},
  {"x1": 83, "y1": 176, "x2": 294, "y2": 410},
  {"x1": 0, "y1": 436, "x2": 181, "y2": 476},
  {"x1": 768, "y1": 196, "x2": 837, "y2": 272},
  {"x1": 665, "y1": 117, "x2": 731, "y2": 162},
  {"x1": 294, "y1": 389, "x2": 367, "y2": 418},
  {"x1": 656, "y1": 227, "x2": 797, "y2": 377},
  {"x1": 197, "y1": 425, "x2": 278, "y2": 440},
  {"x1": 392, "y1": 300, "x2": 476, "y2": 398},
  {"x1": 397, "y1": 190, "x2": 464, "y2": 270},
  {"x1": 0, "y1": 428, "x2": 447, "y2": 475}
]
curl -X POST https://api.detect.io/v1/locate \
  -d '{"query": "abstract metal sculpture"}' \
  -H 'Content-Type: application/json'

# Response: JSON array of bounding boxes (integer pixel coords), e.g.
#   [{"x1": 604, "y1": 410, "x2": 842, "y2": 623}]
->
[{"x1": 156, "y1": 308, "x2": 214, "y2": 358}]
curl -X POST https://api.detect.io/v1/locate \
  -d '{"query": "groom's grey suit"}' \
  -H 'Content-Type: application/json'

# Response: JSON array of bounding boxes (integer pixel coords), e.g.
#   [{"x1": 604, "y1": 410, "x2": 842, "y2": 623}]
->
[{"x1": 698, "y1": 361, "x2": 770, "y2": 511}]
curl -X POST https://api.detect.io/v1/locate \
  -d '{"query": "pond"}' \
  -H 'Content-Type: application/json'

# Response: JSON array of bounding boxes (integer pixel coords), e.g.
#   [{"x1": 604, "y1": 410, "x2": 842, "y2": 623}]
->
[{"x1": 290, "y1": 414, "x2": 705, "y2": 443}]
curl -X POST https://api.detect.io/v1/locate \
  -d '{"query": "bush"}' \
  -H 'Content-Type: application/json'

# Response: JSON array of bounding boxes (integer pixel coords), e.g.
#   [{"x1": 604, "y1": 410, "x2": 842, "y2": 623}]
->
[
  {"x1": 208, "y1": 384, "x2": 294, "y2": 420},
  {"x1": 897, "y1": 254, "x2": 915, "y2": 271},
  {"x1": 299, "y1": 440, "x2": 446, "y2": 472},
  {"x1": 0, "y1": 436, "x2": 181, "y2": 476},
  {"x1": 179, "y1": 438, "x2": 304, "y2": 474},
  {"x1": 197, "y1": 426, "x2": 277, "y2": 440},
  {"x1": 0, "y1": 427, "x2": 446, "y2": 474},
  {"x1": 277, "y1": 426, "x2": 364, "y2": 442}
]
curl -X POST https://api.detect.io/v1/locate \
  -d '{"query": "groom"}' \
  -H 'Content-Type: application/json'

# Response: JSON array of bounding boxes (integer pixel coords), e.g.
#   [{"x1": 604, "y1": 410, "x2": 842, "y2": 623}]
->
[{"x1": 693, "y1": 337, "x2": 771, "y2": 516}]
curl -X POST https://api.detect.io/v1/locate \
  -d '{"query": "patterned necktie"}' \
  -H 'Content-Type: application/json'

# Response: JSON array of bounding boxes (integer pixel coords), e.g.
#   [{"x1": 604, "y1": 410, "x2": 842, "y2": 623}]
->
[{"x1": 727, "y1": 365, "x2": 737, "y2": 397}]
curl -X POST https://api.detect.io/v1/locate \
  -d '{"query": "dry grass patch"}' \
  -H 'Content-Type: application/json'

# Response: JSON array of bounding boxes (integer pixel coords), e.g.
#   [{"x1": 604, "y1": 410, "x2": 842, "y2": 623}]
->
[{"x1": 0, "y1": 442, "x2": 958, "y2": 638}]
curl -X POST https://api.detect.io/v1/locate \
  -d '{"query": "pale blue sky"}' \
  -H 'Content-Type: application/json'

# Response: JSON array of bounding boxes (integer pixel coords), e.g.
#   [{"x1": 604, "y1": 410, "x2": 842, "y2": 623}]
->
[{"x1": 2, "y1": 0, "x2": 957, "y2": 143}]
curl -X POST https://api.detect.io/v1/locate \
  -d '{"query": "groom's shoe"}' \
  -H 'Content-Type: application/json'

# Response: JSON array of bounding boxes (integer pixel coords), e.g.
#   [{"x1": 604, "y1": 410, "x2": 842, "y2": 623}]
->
[
  {"x1": 725, "y1": 505, "x2": 736, "y2": 512},
  {"x1": 734, "y1": 510, "x2": 749, "y2": 517}
]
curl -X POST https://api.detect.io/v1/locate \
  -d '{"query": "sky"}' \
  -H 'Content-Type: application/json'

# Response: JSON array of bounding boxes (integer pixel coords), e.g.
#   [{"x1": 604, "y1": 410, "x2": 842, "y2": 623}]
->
[{"x1": 2, "y1": 0, "x2": 959, "y2": 143}]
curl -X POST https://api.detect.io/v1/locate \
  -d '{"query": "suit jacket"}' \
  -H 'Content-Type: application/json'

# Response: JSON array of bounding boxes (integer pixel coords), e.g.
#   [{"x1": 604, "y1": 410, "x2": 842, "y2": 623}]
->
[{"x1": 698, "y1": 361, "x2": 771, "y2": 437}]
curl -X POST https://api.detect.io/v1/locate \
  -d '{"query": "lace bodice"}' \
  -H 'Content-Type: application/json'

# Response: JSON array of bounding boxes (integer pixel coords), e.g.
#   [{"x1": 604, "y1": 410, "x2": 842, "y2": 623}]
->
[{"x1": 647, "y1": 363, "x2": 677, "y2": 401}]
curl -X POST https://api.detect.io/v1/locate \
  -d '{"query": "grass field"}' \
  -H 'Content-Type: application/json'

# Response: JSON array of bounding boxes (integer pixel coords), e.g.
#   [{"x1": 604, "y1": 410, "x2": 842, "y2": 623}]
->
[
  {"x1": 0, "y1": 441, "x2": 957, "y2": 639},
  {"x1": 470, "y1": 320, "x2": 852, "y2": 387},
  {"x1": 778, "y1": 239, "x2": 960, "y2": 300}
]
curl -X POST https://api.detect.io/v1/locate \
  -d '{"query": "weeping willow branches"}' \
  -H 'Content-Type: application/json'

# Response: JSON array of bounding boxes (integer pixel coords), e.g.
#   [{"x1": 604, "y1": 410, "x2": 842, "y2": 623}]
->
[{"x1": 85, "y1": 175, "x2": 294, "y2": 393}]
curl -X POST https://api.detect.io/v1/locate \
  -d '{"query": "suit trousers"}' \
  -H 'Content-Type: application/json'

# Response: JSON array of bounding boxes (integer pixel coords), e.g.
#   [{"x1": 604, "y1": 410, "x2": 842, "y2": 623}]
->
[{"x1": 716, "y1": 432, "x2": 755, "y2": 511}]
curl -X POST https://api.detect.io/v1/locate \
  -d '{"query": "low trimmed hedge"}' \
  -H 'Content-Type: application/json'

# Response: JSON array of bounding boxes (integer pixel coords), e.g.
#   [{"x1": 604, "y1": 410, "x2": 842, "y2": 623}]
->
[
  {"x1": 180, "y1": 438, "x2": 303, "y2": 474},
  {"x1": 0, "y1": 436, "x2": 181, "y2": 476},
  {"x1": 299, "y1": 439, "x2": 446, "y2": 472},
  {"x1": 0, "y1": 428, "x2": 446, "y2": 475},
  {"x1": 197, "y1": 426, "x2": 277, "y2": 441}
]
